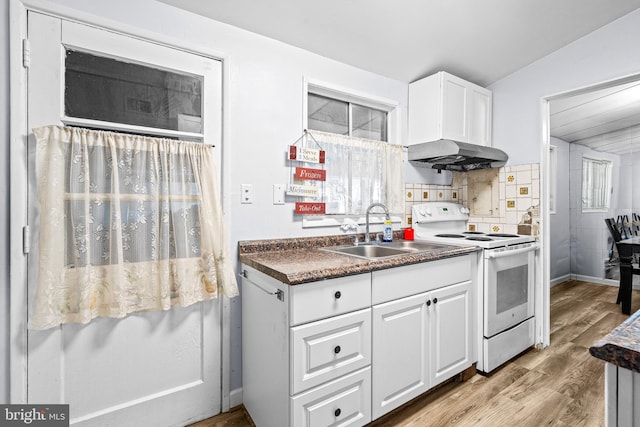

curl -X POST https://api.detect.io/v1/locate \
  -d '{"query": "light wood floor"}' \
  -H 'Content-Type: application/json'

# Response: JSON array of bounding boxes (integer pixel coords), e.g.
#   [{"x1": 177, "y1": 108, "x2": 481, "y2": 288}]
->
[{"x1": 191, "y1": 280, "x2": 640, "y2": 427}]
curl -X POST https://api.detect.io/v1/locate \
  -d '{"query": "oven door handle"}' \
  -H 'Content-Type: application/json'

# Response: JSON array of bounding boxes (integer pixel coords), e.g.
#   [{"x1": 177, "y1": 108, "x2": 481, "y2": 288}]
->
[{"x1": 486, "y1": 244, "x2": 538, "y2": 259}]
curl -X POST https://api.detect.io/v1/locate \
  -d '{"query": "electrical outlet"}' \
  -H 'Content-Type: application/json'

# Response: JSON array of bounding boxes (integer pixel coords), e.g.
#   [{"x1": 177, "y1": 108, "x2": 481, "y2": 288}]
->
[
  {"x1": 241, "y1": 184, "x2": 253, "y2": 204},
  {"x1": 273, "y1": 184, "x2": 285, "y2": 205}
]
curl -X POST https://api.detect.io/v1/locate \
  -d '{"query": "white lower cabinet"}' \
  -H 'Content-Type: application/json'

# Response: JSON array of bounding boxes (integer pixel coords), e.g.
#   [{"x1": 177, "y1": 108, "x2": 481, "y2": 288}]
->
[
  {"x1": 242, "y1": 253, "x2": 476, "y2": 427},
  {"x1": 372, "y1": 280, "x2": 472, "y2": 419},
  {"x1": 372, "y1": 292, "x2": 429, "y2": 419}
]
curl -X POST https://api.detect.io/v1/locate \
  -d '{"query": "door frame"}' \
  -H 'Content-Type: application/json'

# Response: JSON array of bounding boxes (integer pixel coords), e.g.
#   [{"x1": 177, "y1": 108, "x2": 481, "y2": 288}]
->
[
  {"x1": 9, "y1": 0, "x2": 233, "y2": 411},
  {"x1": 540, "y1": 72, "x2": 640, "y2": 351}
]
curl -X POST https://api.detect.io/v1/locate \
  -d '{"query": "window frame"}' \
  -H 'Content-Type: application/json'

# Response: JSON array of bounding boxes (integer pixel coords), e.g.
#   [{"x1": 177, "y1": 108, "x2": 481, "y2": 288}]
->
[
  {"x1": 302, "y1": 78, "x2": 402, "y2": 228},
  {"x1": 304, "y1": 78, "x2": 400, "y2": 145},
  {"x1": 581, "y1": 155, "x2": 613, "y2": 213}
]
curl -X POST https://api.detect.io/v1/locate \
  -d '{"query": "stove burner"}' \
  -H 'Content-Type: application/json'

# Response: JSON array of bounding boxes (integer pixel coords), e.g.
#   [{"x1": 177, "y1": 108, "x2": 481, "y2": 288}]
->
[
  {"x1": 434, "y1": 234, "x2": 465, "y2": 238},
  {"x1": 465, "y1": 236, "x2": 493, "y2": 241},
  {"x1": 463, "y1": 231, "x2": 485, "y2": 235},
  {"x1": 487, "y1": 233, "x2": 520, "y2": 238}
]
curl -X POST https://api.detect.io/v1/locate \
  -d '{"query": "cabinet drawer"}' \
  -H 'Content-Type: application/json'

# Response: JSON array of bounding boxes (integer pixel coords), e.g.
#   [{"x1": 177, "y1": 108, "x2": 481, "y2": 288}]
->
[
  {"x1": 372, "y1": 255, "x2": 473, "y2": 304},
  {"x1": 291, "y1": 308, "x2": 371, "y2": 395},
  {"x1": 291, "y1": 366, "x2": 371, "y2": 427},
  {"x1": 290, "y1": 273, "x2": 371, "y2": 326}
]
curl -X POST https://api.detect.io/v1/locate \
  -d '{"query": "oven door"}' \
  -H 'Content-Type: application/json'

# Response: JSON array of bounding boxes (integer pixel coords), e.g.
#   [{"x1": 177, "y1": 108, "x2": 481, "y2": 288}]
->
[{"x1": 484, "y1": 243, "x2": 536, "y2": 337}]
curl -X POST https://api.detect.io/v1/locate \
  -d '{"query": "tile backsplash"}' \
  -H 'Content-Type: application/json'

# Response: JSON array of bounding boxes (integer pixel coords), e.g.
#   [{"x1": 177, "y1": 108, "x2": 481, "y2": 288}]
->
[{"x1": 404, "y1": 163, "x2": 540, "y2": 237}]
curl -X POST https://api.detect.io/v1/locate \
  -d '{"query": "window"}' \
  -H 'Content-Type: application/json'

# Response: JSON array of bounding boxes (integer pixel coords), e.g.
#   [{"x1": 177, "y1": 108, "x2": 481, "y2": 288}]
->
[
  {"x1": 65, "y1": 50, "x2": 203, "y2": 135},
  {"x1": 304, "y1": 84, "x2": 403, "y2": 219},
  {"x1": 308, "y1": 93, "x2": 388, "y2": 141},
  {"x1": 582, "y1": 156, "x2": 612, "y2": 211}
]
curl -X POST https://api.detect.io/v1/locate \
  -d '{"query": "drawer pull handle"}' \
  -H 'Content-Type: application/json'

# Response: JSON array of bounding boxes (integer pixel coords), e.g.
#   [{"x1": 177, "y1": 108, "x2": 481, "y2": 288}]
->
[
  {"x1": 426, "y1": 300, "x2": 431, "y2": 306},
  {"x1": 334, "y1": 291, "x2": 342, "y2": 299},
  {"x1": 334, "y1": 408, "x2": 341, "y2": 417},
  {"x1": 334, "y1": 345, "x2": 341, "y2": 354}
]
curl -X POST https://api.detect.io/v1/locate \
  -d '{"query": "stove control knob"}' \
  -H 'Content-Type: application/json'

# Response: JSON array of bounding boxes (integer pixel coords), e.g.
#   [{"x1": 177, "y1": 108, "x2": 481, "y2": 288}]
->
[
  {"x1": 460, "y1": 207, "x2": 469, "y2": 214},
  {"x1": 419, "y1": 209, "x2": 426, "y2": 217},
  {"x1": 425, "y1": 209, "x2": 432, "y2": 216}
]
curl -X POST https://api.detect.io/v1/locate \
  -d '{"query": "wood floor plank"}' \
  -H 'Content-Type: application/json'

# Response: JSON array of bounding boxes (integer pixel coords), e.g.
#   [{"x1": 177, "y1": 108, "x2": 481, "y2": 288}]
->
[{"x1": 192, "y1": 281, "x2": 640, "y2": 427}]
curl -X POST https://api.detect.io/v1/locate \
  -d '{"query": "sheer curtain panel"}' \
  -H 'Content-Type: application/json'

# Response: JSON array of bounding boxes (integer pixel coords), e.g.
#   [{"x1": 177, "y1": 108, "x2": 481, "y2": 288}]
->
[
  {"x1": 30, "y1": 126, "x2": 238, "y2": 330},
  {"x1": 308, "y1": 130, "x2": 404, "y2": 215}
]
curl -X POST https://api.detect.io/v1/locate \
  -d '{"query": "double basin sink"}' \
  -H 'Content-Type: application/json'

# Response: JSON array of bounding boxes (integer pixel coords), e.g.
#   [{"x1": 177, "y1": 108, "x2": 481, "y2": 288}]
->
[{"x1": 321, "y1": 241, "x2": 446, "y2": 260}]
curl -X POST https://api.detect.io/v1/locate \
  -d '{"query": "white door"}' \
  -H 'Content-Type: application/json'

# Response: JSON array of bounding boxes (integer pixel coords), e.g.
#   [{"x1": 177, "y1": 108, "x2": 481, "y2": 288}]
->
[{"x1": 25, "y1": 11, "x2": 224, "y2": 426}]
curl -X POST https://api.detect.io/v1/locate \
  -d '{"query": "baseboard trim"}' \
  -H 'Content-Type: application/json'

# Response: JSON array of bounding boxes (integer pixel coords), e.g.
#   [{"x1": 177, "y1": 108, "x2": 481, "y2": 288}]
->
[
  {"x1": 230, "y1": 387, "x2": 243, "y2": 409},
  {"x1": 569, "y1": 274, "x2": 640, "y2": 290},
  {"x1": 550, "y1": 274, "x2": 571, "y2": 287}
]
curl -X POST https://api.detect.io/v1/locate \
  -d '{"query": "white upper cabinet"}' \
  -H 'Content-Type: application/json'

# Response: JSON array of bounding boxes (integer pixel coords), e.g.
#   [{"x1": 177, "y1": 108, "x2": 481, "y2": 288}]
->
[{"x1": 408, "y1": 71, "x2": 492, "y2": 146}]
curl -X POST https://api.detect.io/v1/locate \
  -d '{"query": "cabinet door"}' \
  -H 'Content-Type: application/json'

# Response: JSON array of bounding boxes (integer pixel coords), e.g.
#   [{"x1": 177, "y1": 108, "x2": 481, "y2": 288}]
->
[
  {"x1": 469, "y1": 86, "x2": 492, "y2": 146},
  {"x1": 430, "y1": 281, "x2": 473, "y2": 387},
  {"x1": 441, "y1": 73, "x2": 469, "y2": 142},
  {"x1": 371, "y1": 293, "x2": 429, "y2": 419}
]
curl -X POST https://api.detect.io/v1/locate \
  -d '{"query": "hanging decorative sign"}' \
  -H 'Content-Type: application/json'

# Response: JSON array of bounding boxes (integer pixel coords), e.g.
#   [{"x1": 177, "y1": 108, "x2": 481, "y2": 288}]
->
[
  {"x1": 295, "y1": 202, "x2": 326, "y2": 215},
  {"x1": 295, "y1": 167, "x2": 326, "y2": 181},
  {"x1": 288, "y1": 146, "x2": 325, "y2": 164},
  {"x1": 286, "y1": 183, "x2": 320, "y2": 197}
]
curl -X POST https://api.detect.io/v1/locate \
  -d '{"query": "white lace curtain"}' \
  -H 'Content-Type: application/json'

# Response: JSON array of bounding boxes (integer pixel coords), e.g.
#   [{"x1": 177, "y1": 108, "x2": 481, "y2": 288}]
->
[
  {"x1": 30, "y1": 126, "x2": 238, "y2": 330},
  {"x1": 308, "y1": 130, "x2": 404, "y2": 215}
]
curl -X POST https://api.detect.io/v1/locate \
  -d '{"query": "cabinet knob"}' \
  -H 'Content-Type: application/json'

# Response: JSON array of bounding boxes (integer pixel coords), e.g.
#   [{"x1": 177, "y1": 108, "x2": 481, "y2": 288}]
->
[
  {"x1": 433, "y1": 298, "x2": 438, "y2": 304},
  {"x1": 334, "y1": 345, "x2": 341, "y2": 354},
  {"x1": 334, "y1": 291, "x2": 342, "y2": 299},
  {"x1": 426, "y1": 300, "x2": 431, "y2": 306},
  {"x1": 334, "y1": 408, "x2": 341, "y2": 417}
]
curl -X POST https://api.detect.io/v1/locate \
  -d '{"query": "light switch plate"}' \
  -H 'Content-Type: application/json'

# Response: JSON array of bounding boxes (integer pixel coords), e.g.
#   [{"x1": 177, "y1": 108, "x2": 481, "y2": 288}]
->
[
  {"x1": 273, "y1": 184, "x2": 285, "y2": 205},
  {"x1": 241, "y1": 184, "x2": 253, "y2": 204}
]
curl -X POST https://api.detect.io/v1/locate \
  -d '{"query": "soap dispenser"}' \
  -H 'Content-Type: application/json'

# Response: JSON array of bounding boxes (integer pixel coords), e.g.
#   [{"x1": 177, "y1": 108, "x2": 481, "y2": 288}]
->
[{"x1": 383, "y1": 219, "x2": 393, "y2": 242}]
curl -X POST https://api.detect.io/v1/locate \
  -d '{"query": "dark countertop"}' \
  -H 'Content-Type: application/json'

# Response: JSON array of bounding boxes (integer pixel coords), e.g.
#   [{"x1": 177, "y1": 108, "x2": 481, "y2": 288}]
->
[
  {"x1": 589, "y1": 309, "x2": 640, "y2": 373},
  {"x1": 238, "y1": 233, "x2": 480, "y2": 285}
]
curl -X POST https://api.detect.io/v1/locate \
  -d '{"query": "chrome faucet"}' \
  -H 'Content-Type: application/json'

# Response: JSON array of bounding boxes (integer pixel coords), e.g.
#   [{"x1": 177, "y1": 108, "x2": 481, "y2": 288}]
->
[{"x1": 365, "y1": 202, "x2": 390, "y2": 243}]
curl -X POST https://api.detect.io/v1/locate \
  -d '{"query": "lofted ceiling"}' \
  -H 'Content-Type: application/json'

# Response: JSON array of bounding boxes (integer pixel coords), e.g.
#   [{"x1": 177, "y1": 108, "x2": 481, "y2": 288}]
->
[
  {"x1": 157, "y1": 0, "x2": 640, "y2": 153},
  {"x1": 157, "y1": 0, "x2": 640, "y2": 86},
  {"x1": 550, "y1": 79, "x2": 640, "y2": 154}
]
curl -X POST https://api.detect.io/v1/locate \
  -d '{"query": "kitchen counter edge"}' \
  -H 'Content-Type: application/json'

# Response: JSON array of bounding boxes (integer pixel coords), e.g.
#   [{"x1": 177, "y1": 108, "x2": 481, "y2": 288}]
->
[
  {"x1": 238, "y1": 234, "x2": 480, "y2": 285},
  {"x1": 590, "y1": 308, "x2": 640, "y2": 373}
]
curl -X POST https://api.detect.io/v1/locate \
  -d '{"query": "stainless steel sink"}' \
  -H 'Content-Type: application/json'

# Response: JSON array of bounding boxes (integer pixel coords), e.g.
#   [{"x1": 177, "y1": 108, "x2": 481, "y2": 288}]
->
[
  {"x1": 386, "y1": 241, "x2": 449, "y2": 251},
  {"x1": 321, "y1": 244, "x2": 412, "y2": 259},
  {"x1": 321, "y1": 241, "x2": 450, "y2": 260}
]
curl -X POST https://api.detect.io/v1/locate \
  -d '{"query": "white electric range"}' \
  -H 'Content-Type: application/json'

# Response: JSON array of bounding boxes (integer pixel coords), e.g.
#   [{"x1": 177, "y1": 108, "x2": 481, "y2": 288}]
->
[{"x1": 411, "y1": 202, "x2": 538, "y2": 373}]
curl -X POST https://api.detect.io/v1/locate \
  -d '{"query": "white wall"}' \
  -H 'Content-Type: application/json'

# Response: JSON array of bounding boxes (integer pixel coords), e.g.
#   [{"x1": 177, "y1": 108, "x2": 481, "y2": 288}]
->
[
  {"x1": 489, "y1": 8, "x2": 640, "y2": 287},
  {"x1": 2, "y1": 0, "x2": 410, "y2": 400},
  {"x1": 489, "y1": 9, "x2": 640, "y2": 165},
  {"x1": 549, "y1": 137, "x2": 570, "y2": 282}
]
